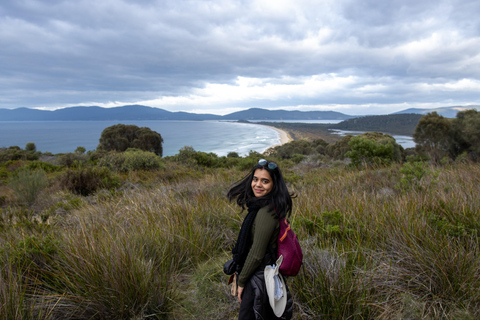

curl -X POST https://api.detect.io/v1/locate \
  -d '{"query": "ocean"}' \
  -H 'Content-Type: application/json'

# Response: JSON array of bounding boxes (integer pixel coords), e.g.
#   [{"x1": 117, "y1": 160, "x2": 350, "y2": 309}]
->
[
  {"x1": 0, "y1": 120, "x2": 282, "y2": 156},
  {"x1": 0, "y1": 120, "x2": 416, "y2": 156}
]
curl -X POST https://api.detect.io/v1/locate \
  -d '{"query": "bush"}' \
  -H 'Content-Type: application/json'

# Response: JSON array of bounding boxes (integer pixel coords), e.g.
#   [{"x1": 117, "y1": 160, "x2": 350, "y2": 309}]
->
[
  {"x1": 346, "y1": 136, "x2": 394, "y2": 167},
  {"x1": 270, "y1": 140, "x2": 326, "y2": 159},
  {"x1": 58, "y1": 167, "x2": 121, "y2": 196},
  {"x1": 97, "y1": 124, "x2": 163, "y2": 156},
  {"x1": 174, "y1": 146, "x2": 221, "y2": 168},
  {"x1": 8, "y1": 168, "x2": 48, "y2": 206},
  {"x1": 175, "y1": 146, "x2": 197, "y2": 165},
  {"x1": 98, "y1": 149, "x2": 164, "y2": 172},
  {"x1": 25, "y1": 142, "x2": 36, "y2": 152},
  {"x1": 26, "y1": 161, "x2": 61, "y2": 173},
  {"x1": 75, "y1": 146, "x2": 86, "y2": 154},
  {"x1": 291, "y1": 154, "x2": 305, "y2": 164},
  {"x1": 345, "y1": 132, "x2": 404, "y2": 168},
  {"x1": 56, "y1": 152, "x2": 88, "y2": 167},
  {"x1": 326, "y1": 135, "x2": 353, "y2": 159},
  {"x1": 395, "y1": 161, "x2": 438, "y2": 192},
  {"x1": 0, "y1": 146, "x2": 39, "y2": 162},
  {"x1": 227, "y1": 152, "x2": 240, "y2": 158}
]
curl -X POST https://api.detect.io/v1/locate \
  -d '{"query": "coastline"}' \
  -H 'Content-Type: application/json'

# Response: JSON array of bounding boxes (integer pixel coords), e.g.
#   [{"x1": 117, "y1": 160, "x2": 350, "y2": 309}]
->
[
  {"x1": 261, "y1": 125, "x2": 293, "y2": 149},
  {"x1": 0, "y1": 120, "x2": 294, "y2": 156}
]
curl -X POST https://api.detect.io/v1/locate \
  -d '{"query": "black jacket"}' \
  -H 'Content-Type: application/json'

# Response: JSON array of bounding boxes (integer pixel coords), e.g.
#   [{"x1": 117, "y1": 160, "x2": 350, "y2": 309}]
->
[{"x1": 244, "y1": 268, "x2": 293, "y2": 320}]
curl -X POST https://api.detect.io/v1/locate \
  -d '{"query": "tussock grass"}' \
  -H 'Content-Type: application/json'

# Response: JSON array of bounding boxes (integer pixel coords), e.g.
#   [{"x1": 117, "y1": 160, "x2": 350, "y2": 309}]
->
[{"x1": 1, "y1": 161, "x2": 480, "y2": 319}]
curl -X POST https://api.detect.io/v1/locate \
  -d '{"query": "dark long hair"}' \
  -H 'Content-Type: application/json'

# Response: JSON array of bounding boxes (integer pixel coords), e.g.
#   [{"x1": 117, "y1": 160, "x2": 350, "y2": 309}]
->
[{"x1": 227, "y1": 159, "x2": 294, "y2": 219}]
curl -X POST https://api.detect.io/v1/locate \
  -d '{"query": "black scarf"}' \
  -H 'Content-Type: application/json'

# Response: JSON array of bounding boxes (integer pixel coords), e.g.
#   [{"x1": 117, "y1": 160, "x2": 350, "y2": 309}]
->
[{"x1": 232, "y1": 199, "x2": 270, "y2": 270}]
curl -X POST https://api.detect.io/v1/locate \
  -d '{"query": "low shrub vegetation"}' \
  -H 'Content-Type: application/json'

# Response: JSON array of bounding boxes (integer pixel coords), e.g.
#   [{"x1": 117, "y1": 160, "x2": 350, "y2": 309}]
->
[
  {"x1": 8, "y1": 168, "x2": 48, "y2": 206},
  {"x1": 58, "y1": 166, "x2": 121, "y2": 196},
  {"x1": 98, "y1": 149, "x2": 165, "y2": 172}
]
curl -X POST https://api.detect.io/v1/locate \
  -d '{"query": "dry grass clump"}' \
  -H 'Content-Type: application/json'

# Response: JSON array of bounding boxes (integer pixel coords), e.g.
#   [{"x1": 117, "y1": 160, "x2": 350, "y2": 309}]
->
[{"x1": 287, "y1": 163, "x2": 480, "y2": 319}]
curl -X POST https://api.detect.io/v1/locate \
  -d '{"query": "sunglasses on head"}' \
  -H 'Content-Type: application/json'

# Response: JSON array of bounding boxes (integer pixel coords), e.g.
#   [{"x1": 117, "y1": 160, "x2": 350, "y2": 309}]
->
[{"x1": 258, "y1": 159, "x2": 278, "y2": 170}]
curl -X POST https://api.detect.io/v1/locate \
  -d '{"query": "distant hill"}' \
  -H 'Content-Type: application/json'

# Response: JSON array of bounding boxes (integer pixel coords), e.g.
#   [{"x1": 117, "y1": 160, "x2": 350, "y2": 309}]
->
[
  {"x1": 393, "y1": 106, "x2": 479, "y2": 118},
  {"x1": 0, "y1": 105, "x2": 353, "y2": 121},
  {"x1": 221, "y1": 108, "x2": 353, "y2": 120},
  {"x1": 1, "y1": 104, "x2": 478, "y2": 134},
  {"x1": 0, "y1": 105, "x2": 223, "y2": 121},
  {"x1": 331, "y1": 114, "x2": 423, "y2": 136}
]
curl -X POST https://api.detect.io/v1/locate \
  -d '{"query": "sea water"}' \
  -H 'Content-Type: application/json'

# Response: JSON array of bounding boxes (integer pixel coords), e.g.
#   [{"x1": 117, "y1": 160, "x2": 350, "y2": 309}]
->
[{"x1": 0, "y1": 120, "x2": 281, "y2": 156}]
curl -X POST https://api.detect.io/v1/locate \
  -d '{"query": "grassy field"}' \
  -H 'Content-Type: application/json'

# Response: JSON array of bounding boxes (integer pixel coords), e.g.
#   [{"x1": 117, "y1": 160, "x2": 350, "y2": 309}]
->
[{"x1": 1, "y1": 155, "x2": 480, "y2": 319}]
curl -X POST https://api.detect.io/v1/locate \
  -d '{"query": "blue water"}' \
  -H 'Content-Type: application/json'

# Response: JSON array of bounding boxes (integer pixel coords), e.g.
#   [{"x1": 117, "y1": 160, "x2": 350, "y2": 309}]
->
[
  {"x1": 0, "y1": 121, "x2": 282, "y2": 156},
  {"x1": 250, "y1": 120, "x2": 343, "y2": 124}
]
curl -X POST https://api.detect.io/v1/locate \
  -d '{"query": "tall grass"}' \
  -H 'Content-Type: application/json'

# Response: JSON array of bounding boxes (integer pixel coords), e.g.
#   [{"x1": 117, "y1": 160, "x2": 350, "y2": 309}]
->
[
  {"x1": 1, "y1": 161, "x2": 479, "y2": 319},
  {"x1": 288, "y1": 162, "x2": 480, "y2": 319}
]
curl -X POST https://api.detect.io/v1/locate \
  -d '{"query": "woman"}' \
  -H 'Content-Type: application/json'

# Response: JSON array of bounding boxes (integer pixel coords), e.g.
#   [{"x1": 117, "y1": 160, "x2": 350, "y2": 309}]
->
[{"x1": 227, "y1": 159, "x2": 294, "y2": 320}]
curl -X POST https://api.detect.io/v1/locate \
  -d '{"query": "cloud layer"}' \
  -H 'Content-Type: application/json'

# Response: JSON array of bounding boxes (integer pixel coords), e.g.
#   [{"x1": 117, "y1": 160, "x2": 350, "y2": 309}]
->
[{"x1": 1, "y1": 0, "x2": 479, "y2": 115}]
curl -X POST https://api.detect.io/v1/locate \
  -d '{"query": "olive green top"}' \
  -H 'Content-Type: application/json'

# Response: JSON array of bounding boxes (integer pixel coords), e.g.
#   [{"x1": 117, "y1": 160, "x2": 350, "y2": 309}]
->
[{"x1": 238, "y1": 206, "x2": 279, "y2": 287}]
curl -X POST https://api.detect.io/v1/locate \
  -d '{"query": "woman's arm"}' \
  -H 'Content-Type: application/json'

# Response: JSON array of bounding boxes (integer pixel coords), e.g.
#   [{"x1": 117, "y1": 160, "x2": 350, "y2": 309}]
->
[{"x1": 237, "y1": 207, "x2": 277, "y2": 287}]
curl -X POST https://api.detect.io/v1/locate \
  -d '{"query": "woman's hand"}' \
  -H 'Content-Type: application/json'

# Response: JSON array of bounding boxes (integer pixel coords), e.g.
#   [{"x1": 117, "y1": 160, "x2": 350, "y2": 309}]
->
[{"x1": 237, "y1": 286, "x2": 244, "y2": 303}]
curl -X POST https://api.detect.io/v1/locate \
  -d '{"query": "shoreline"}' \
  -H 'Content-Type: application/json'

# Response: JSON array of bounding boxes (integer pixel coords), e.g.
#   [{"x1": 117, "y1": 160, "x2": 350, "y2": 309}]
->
[{"x1": 261, "y1": 125, "x2": 293, "y2": 149}]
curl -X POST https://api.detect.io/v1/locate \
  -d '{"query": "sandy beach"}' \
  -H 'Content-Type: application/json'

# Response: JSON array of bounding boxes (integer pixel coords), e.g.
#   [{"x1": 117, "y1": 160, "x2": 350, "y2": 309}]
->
[{"x1": 262, "y1": 125, "x2": 293, "y2": 149}]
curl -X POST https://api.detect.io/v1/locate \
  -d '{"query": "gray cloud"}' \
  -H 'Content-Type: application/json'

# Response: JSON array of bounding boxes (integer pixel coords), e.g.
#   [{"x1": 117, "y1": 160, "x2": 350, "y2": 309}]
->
[{"x1": 0, "y1": 0, "x2": 479, "y2": 114}]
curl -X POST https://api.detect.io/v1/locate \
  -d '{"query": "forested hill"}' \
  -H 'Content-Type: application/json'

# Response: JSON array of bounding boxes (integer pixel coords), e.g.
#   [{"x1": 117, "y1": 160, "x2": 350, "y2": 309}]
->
[
  {"x1": 222, "y1": 108, "x2": 352, "y2": 120},
  {"x1": 331, "y1": 113, "x2": 423, "y2": 136},
  {"x1": 0, "y1": 105, "x2": 352, "y2": 121}
]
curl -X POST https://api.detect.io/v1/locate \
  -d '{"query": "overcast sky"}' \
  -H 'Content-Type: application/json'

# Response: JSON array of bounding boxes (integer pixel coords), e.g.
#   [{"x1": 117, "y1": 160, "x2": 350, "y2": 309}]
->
[{"x1": 1, "y1": 0, "x2": 479, "y2": 115}]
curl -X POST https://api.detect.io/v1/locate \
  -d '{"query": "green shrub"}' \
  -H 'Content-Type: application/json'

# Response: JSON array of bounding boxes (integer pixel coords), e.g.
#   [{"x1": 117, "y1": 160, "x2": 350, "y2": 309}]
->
[
  {"x1": 345, "y1": 135, "x2": 395, "y2": 167},
  {"x1": 25, "y1": 142, "x2": 36, "y2": 152},
  {"x1": 0, "y1": 166, "x2": 8, "y2": 181},
  {"x1": 174, "y1": 146, "x2": 221, "y2": 168},
  {"x1": 58, "y1": 167, "x2": 121, "y2": 196},
  {"x1": 427, "y1": 214, "x2": 477, "y2": 237},
  {"x1": 291, "y1": 154, "x2": 305, "y2": 164},
  {"x1": 56, "y1": 152, "x2": 88, "y2": 167},
  {"x1": 97, "y1": 124, "x2": 164, "y2": 156},
  {"x1": 8, "y1": 168, "x2": 48, "y2": 206},
  {"x1": 98, "y1": 149, "x2": 164, "y2": 172},
  {"x1": 395, "y1": 161, "x2": 438, "y2": 191},
  {"x1": 26, "y1": 161, "x2": 61, "y2": 173},
  {"x1": 270, "y1": 140, "x2": 325, "y2": 159},
  {"x1": 227, "y1": 152, "x2": 240, "y2": 158},
  {"x1": 195, "y1": 151, "x2": 219, "y2": 167},
  {"x1": 175, "y1": 146, "x2": 198, "y2": 165},
  {"x1": 0, "y1": 146, "x2": 39, "y2": 162},
  {"x1": 75, "y1": 146, "x2": 86, "y2": 154},
  {"x1": 326, "y1": 135, "x2": 353, "y2": 159}
]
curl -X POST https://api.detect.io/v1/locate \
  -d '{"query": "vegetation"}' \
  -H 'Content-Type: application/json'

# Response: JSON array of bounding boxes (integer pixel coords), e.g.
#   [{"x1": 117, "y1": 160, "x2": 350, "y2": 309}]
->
[
  {"x1": 97, "y1": 124, "x2": 164, "y2": 156},
  {"x1": 257, "y1": 113, "x2": 422, "y2": 143},
  {"x1": 0, "y1": 144, "x2": 40, "y2": 162},
  {"x1": 1, "y1": 113, "x2": 480, "y2": 319},
  {"x1": 414, "y1": 109, "x2": 480, "y2": 162},
  {"x1": 413, "y1": 112, "x2": 453, "y2": 163},
  {"x1": 8, "y1": 167, "x2": 48, "y2": 206},
  {"x1": 331, "y1": 113, "x2": 423, "y2": 136},
  {"x1": 258, "y1": 122, "x2": 336, "y2": 142},
  {"x1": 98, "y1": 149, "x2": 165, "y2": 172},
  {"x1": 345, "y1": 132, "x2": 403, "y2": 167}
]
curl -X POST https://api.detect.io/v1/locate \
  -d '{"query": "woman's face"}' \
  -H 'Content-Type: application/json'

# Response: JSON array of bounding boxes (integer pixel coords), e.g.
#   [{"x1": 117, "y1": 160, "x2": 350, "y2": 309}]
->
[{"x1": 251, "y1": 168, "x2": 273, "y2": 197}]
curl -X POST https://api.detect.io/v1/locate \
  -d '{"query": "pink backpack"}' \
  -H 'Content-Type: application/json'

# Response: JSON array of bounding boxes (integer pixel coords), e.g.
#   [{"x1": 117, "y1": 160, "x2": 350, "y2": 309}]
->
[{"x1": 277, "y1": 218, "x2": 303, "y2": 276}]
